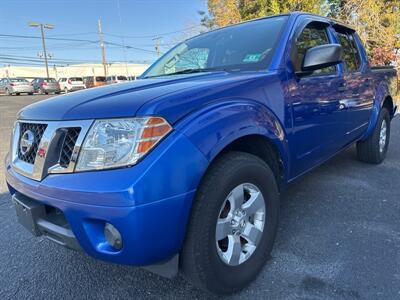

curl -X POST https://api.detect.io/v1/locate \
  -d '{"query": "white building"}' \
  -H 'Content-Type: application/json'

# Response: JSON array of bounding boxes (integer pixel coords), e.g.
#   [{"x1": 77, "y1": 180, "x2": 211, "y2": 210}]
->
[{"x1": 0, "y1": 63, "x2": 150, "y2": 79}]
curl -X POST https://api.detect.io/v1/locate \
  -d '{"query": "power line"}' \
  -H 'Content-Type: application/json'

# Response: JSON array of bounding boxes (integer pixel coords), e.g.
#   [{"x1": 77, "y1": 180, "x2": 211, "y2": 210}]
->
[
  {"x1": 0, "y1": 33, "x2": 159, "y2": 54},
  {"x1": 103, "y1": 25, "x2": 200, "y2": 39}
]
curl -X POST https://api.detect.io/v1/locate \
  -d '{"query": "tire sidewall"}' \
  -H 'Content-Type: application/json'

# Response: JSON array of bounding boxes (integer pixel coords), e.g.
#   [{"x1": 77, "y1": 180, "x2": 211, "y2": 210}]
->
[
  {"x1": 376, "y1": 108, "x2": 390, "y2": 161},
  {"x1": 191, "y1": 154, "x2": 279, "y2": 292}
]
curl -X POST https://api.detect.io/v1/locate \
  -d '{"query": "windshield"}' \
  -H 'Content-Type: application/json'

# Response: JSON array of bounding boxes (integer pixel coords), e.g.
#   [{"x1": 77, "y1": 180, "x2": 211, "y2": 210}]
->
[
  {"x1": 44, "y1": 78, "x2": 56, "y2": 83},
  {"x1": 143, "y1": 16, "x2": 288, "y2": 78},
  {"x1": 117, "y1": 76, "x2": 127, "y2": 80},
  {"x1": 96, "y1": 76, "x2": 106, "y2": 81},
  {"x1": 70, "y1": 77, "x2": 83, "y2": 81}
]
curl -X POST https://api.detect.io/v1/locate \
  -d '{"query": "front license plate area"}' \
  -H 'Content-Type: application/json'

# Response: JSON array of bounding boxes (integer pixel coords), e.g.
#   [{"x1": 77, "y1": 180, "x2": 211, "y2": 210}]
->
[{"x1": 12, "y1": 194, "x2": 45, "y2": 236}]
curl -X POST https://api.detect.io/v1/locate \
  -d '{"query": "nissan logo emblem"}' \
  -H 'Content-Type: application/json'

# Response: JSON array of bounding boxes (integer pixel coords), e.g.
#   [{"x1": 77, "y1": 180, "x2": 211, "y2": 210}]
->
[{"x1": 20, "y1": 130, "x2": 35, "y2": 156}]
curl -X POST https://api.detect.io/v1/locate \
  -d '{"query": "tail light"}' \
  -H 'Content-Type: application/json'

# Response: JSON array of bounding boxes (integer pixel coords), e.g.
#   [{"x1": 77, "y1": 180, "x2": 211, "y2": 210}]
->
[
  {"x1": 43, "y1": 82, "x2": 48, "y2": 86},
  {"x1": 68, "y1": 79, "x2": 72, "y2": 84},
  {"x1": 10, "y1": 83, "x2": 15, "y2": 86}
]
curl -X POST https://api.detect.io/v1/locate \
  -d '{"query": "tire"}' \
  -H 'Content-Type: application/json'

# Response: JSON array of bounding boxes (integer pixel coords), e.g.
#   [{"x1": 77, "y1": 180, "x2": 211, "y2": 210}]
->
[
  {"x1": 181, "y1": 151, "x2": 279, "y2": 294},
  {"x1": 357, "y1": 107, "x2": 390, "y2": 164},
  {"x1": 5, "y1": 88, "x2": 11, "y2": 96},
  {"x1": 16, "y1": 93, "x2": 20, "y2": 96},
  {"x1": 28, "y1": 93, "x2": 33, "y2": 95},
  {"x1": 55, "y1": 91, "x2": 61, "y2": 95}
]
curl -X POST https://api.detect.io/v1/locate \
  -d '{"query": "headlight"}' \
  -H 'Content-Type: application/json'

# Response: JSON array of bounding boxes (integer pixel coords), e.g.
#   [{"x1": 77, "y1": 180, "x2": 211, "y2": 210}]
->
[{"x1": 75, "y1": 117, "x2": 172, "y2": 171}]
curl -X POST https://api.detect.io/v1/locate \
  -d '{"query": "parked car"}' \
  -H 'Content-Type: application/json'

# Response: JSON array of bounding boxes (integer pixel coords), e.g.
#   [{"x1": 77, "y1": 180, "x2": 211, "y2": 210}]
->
[
  {"x1": 31, "y1": 78, "x2": 61, "y2": 94},
  {"x1": 106, "y1": 75, "x2": 128, "y2": 84},
  {"x1": 0, "y1": 77, "x2": 34, "y2": 95},
  {"x1": 83, "y1": 76, "x2": 107, "y2": 89},
  {"x1": 58, "y1": 77, "x2": 85, "y2": 93},
  {"x1": 5, "y1": 12, "x2": 398, "y2": 294}
]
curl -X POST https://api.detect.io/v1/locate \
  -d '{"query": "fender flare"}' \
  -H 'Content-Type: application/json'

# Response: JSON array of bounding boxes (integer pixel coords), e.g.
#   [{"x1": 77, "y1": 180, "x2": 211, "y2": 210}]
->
[
  {"x1": 362, "y1": 82, "x2": 391, "y2": 140},
  {"x1": 175, "y1": 99, "x2": 290, "y2": 181}
]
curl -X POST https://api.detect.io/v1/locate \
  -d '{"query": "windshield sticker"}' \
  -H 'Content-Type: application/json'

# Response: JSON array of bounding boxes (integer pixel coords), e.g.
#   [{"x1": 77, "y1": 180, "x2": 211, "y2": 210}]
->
[{"x1": 243, "y1": 53, "x2": 263, "y2": 63}]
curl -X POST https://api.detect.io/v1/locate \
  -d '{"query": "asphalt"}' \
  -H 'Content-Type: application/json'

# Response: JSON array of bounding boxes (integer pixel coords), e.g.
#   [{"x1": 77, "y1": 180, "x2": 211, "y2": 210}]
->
[{"x1": 0, "y1": 94, "x2": 399, "y2": 300}]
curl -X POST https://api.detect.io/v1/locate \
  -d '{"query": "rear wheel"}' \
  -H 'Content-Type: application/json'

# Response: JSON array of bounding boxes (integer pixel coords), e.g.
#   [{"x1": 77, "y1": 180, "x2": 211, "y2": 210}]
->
[
  {"x1": 181, "y1": 152, "x2": 279, "y2": 294},
  {"x1": 357, "y1": 107, "x2": 390, "y2": 164}
]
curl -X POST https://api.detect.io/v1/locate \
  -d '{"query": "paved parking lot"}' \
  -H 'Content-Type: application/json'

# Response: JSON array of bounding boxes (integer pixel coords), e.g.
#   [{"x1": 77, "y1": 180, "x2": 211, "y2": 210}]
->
[{"x1": 0, "y1": 94, "x2": 399, "y2": 299}]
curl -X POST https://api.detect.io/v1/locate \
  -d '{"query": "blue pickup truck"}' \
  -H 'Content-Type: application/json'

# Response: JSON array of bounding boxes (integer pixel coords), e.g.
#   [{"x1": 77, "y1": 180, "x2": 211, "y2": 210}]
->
[{"x1": 5, "y1": 12, "x2": 398, "y2": 294}]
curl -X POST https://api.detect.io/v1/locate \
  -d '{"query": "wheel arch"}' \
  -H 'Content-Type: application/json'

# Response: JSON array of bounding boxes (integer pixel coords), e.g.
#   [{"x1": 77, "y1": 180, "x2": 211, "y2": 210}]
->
[
  {"x1": 177, "y1": 100, "x2": 290, "y2": 190},
  {"x1": 382, "y1": 95, "x2": 394, "y2": 119}
]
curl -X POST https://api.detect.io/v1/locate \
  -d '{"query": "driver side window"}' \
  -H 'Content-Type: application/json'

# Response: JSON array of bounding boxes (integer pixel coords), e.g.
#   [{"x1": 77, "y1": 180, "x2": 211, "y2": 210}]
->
[{"x1": 295, "y1": 24, "x2": 336, "y2": 75}]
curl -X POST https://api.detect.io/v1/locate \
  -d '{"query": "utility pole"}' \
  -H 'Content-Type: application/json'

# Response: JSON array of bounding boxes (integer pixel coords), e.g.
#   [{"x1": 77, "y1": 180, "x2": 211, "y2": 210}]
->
[
  {"x1": 98, "y1": 18, "x2": 107, "y2": 77},
  {"x1": 153, "y1": 37, "x2": 161, "y2": 57},
  {"x1": 29, "y1": 22, "x2": 54, "y2": 79}
]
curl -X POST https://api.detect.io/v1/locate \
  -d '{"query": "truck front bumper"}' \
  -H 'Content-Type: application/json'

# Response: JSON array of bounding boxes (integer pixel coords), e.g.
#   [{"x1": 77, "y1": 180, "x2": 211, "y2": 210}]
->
[{"x1": 5, "y1": 131, "x2": 209, "y2": 266}]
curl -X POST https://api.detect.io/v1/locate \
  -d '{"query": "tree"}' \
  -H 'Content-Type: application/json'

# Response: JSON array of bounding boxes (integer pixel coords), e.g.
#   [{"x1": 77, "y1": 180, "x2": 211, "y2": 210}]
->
[
  {"x1": 201, "y1": 0, "x2": 399, "y2": 66},
  {"x1": 338, "y1": 0, "x2": 399, "y2": 65},
  {"x1": 202, "y1": 0, "x2": 324, "y2": 27}
]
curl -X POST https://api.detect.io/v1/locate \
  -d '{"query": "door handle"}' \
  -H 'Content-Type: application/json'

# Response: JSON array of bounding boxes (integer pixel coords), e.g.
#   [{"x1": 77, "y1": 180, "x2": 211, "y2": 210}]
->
[{"x1": 337, "y1": 82, "x2": 347, "y2": 92}]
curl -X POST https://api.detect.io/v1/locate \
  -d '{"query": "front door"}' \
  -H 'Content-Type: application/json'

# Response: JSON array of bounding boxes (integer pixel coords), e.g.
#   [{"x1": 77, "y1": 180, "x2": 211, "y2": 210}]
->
[{"x1": 287, "y1": 22, "x2": 347, "y2": 177}]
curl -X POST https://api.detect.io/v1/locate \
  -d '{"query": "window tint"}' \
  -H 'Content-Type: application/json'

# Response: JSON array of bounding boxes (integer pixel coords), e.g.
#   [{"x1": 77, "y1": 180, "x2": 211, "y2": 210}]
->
[
  {"x1": 117, "y1": 76, "x2": 127, "y2": 80},
  {"x1": 336, "y1": 32, "x2": 361, "y2": 73},
  {"x1": 295, "y1": 24, "x2": 336, "y2": 75}
]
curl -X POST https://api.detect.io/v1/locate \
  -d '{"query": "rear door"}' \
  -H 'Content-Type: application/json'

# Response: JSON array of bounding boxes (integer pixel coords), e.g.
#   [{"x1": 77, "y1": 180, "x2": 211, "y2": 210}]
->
[
  {"x1": 70, "y1": 77, "x2": 84, "y2": 86},
  {"x1": 44, "y1": 78, "x2": 58, "y2": 90},
  {"x1": 287, "y1": 21, "x2": 347, "y2": 176},
  {"x1": 334, "y1": 29, "x2": 374, "y2": 140}
]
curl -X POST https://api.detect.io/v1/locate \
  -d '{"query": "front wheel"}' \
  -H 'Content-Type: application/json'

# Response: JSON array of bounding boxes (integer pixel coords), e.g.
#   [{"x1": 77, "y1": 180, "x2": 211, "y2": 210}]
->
[
  {"x1": 181, "y1": 152, "x2": 279, "y2": 294},
  {"x1": 357, "y1": 107, "x2": 390, "y2": 164}
]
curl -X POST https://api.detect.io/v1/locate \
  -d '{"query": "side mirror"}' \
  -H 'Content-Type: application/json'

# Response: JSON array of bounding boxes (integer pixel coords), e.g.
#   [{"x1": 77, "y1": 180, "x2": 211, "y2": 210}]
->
[{"x1": 299, "y1": 44, "x2": 342, "y2": 75}]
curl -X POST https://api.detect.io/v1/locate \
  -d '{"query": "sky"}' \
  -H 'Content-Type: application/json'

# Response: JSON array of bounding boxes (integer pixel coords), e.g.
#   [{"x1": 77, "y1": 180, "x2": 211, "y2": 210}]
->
[{"x1": 0, "y1": 0, "x2": 207, "y2": 66}]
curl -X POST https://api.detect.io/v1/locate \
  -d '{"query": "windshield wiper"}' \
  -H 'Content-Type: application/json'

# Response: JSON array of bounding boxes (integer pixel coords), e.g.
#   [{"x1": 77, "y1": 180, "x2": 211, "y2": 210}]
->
[{"x1": 143, "y1": 67, "x2": 228, "y2": 79}]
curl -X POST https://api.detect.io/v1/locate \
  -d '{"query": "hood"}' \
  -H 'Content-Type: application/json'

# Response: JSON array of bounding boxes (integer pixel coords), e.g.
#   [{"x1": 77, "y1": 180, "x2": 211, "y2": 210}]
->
[{"x1": 18, "y1": 71, "x2": 273, "y2": 123}]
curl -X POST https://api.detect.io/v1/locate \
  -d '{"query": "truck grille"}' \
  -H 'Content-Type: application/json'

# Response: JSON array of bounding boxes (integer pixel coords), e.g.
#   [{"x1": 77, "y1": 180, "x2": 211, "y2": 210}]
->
[
  {"x1": 59, "y1": 128, "x2": 81, "y2": 168},
  {"x1": 18, "y1": 123, "x2": 47, "y2": 164},
  {"x1": 11, "y1": 119, "x2": 92, "y2": 181}
]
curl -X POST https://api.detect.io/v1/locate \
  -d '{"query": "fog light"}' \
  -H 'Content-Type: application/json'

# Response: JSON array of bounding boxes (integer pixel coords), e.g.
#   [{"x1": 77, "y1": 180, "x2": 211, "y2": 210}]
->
[{"x1": 104, "y1": 223, "x2": 123, "y2": 250}]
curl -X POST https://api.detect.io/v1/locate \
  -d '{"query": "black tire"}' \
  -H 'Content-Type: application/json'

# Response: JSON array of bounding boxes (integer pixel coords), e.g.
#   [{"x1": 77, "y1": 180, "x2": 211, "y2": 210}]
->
[
  {"x1": 357, "y1": 107, "x2": 390, "y2": 164},
  {"x1": 55, "y1": 91, "x2": 61, "y2": 94},
  {"x1": 28, "y1": 92, "x2": 33, "y2": 95},
  {"x1": 181, "y1": 151, "x2": 279, "y2": 294},
  {"x1": 16, "y1": 93, "x2": 20, "y2": 96}
]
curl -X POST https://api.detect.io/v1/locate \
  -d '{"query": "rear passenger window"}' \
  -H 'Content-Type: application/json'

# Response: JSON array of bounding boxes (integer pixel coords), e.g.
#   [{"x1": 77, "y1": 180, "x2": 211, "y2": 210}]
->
[
  {"x1": 295, "y1": 23, "x2": 336, "y2": 75},
  {"x1": 336, "y1": 32, "x2": 361, "y2": 73}
]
